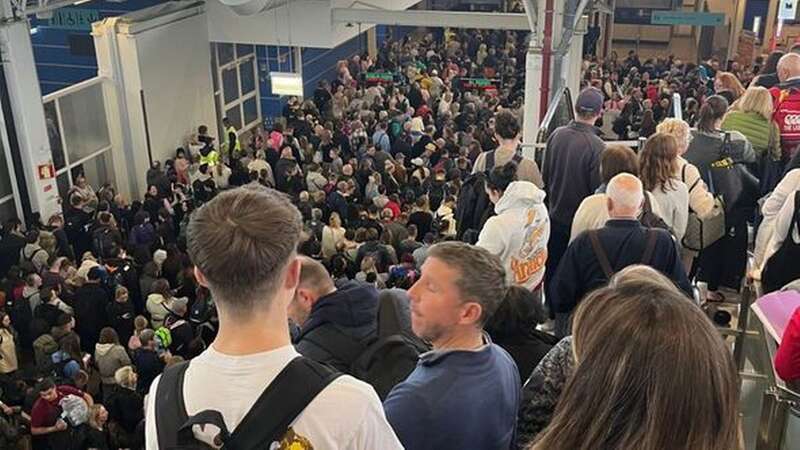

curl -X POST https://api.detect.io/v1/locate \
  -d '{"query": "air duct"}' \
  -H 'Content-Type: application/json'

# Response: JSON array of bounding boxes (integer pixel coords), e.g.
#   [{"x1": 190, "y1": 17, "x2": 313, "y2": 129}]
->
[{"x1": 217, "y1": 0, "x2": 291, "y2": 16}]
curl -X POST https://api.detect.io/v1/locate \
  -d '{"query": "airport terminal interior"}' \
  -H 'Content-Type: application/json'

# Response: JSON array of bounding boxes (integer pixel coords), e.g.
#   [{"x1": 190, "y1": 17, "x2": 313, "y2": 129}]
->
[{"x1": 1, "y1": 0, "x2": 800, "y2": 448}]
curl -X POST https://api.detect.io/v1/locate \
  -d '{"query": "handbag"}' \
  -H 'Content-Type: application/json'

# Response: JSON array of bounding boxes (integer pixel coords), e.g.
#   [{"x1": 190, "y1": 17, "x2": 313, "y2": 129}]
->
[
  {"x1": 681, "y1": 164, "x2": 725, "y2": 251},
  {"x1": 708, "y1": 132, "x2": 760, "y2": 216}
]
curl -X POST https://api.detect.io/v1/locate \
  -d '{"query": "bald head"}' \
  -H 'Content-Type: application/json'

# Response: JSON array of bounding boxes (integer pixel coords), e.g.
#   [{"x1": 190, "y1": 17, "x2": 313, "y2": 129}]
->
[
  {"x1": 606, "y1": 173, "x2": 644, "y2": 218},
  {"x1": 778, "y1": 53, "x2": 800, "y2": 82}
]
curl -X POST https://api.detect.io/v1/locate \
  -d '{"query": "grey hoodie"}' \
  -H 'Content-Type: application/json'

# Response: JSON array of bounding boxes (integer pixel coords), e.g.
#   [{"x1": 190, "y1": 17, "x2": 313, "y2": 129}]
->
[{"x1": 94, "y1": 343, "x2": 131, "y2": 385}]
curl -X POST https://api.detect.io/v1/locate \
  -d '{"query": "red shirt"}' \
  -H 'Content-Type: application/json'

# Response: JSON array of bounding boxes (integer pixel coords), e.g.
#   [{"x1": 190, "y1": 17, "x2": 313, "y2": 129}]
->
[
  {"x1": 30, "y1": 385, "x2": 83, "y2": 428},
  {"x1": 386, "y1": 201, "x2": 401, "y2": 219},
  {"x1": 775, "y1": 307, "x2": 800, "y2": 382}
]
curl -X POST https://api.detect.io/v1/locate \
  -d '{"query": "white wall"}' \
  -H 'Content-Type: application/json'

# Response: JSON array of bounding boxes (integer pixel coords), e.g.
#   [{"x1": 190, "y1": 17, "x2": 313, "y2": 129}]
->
[
  {"x1": 94, "y1": 7, "x2": 215, "y2": 198},
  {"x1": 206, "y1": 0, "x2": 421, "y2": 48},
  {"x1": 129, "y1": 14, "x2": 216, "y2": 165}
]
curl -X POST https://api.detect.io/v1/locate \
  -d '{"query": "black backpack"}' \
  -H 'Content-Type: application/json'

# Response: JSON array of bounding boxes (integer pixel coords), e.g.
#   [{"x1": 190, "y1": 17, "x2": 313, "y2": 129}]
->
[
  {"x1": 762, "y1": 191, "x2": 800, "y2": 294},
  {"x1": 455, "y1": 150, "x2": 524, "y2": 241},
  {"x1": 303, "y1": 289, "x2": 430, "y2": 399},
  {"x1": 92, "y1": 227, "x2": 117, "y2": 260},
  {"x1": 155, "y1": 357, "x2": 341, "y2": 449}
]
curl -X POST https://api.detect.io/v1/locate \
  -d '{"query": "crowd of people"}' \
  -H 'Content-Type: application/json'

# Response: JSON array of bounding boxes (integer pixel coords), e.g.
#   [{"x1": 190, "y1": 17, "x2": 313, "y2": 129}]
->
[{"x1": 0, "y1": 25, "x2": 799, "y2": 450}]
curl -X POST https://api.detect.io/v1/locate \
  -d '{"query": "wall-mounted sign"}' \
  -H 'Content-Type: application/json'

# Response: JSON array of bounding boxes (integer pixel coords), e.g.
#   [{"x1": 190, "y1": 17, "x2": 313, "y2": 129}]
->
[
  {"x1": 48, "y1": 8, "x2": 101, "y2": 31},
  {"x1": 38, "y1": 163, "x2": 55, "y2": 180},
  {"x1": 270, "y1": 72, "x2": 303, "y2": 96},
  {"x1": 651, "y1": 11, "x2": 725, "y2": 27},
  {"x1": 779, "y1": 0, "x2": 799, "y2": 21}
]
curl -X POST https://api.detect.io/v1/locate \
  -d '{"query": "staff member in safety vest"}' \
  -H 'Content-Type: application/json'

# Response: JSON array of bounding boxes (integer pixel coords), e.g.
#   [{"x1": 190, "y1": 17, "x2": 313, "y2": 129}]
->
[{"x1": 222, "y1": 117, "x2": 241, "y2": 159}]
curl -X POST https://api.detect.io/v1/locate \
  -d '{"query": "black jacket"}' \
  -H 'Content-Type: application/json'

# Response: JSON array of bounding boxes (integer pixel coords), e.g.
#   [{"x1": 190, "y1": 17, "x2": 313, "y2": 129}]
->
[
  {"x1": 133, "y1": 348, "x2": 163, "y2": 395},
  {"x1": 491, "y1": 329, "x2": 559, "y2": 382},
  {"x1": 106, "y1": 300, "x2": 135, "y2": 345},
  {"x1": 542, "y1": 121, "x2": 604, "y2": 227},
  {"x1": 551, "y1": 220, "x2": 692, "y2": 316},
  {"x1": 73, "y1": 283, "x2": 110, "y2": 352},
  {"x1": 294, "y1": 281, "x2": 379, "y2": 372},
  {"x1": 107, "y1": 386, "x2": 144, "y2": 433},
  {"x1": 0, "y1": 233, "x2": 25, "y2": 278}
]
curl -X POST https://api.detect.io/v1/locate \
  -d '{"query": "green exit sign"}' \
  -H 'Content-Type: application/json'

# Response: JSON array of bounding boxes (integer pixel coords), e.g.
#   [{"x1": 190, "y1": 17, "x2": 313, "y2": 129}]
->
[{"x1": 49, "y1": 8, "x2": 101, "y2": 31}]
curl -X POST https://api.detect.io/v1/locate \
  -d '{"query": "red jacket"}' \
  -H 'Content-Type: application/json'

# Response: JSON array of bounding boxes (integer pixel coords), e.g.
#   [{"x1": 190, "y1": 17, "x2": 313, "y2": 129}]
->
[{"x1": 775, "y1": 306, "x2": 800, "y2": 382}]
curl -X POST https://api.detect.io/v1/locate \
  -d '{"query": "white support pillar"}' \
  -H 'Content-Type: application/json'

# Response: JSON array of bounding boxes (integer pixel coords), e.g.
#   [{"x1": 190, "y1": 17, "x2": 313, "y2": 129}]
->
[
  {"x1": 0, "y1": 18, "x2": 60, "y2": 220},
  {"x1": 565, "y1": 16, "x2": 588, "y2": 98},
  {"x1": 522, "y1": 41, "x2": 544, "y2": 158},
  {"x1": 521, "y1": 0, "x2": 548, "y2": 156}
]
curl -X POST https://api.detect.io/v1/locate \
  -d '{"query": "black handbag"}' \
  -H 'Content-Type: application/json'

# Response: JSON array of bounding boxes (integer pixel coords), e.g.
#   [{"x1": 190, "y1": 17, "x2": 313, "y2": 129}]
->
[{"x1": 708, "y1": 132, "x2": 759, "y2": 216}]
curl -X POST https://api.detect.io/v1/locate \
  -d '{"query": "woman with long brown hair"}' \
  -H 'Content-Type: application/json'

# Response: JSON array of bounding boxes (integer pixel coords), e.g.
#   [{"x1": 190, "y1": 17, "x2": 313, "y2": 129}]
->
[
  {"x1": 530, "y1": 278, "x2": 741, "y2": 450},
  {"x1": 639, "y1": 133, "x2": 689, "y2": 241}
]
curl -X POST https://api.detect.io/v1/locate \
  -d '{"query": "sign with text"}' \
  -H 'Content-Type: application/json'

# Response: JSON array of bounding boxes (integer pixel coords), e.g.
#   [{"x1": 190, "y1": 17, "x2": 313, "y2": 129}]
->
[
  {"x1": 779, "y1": 0, "x2": 799, "y2": 21},
  {"x1": 651, "y1": 11, "x2": 725, "y2": 27},
  {"x1": 458, "y1": 78, "x2": 501, "y2": 91},
  {"x1": 48, "y1": 8, "x2": 100, "y2": 31},
  {"x1": 364, "y1": 72, "x2": 396, "y2": 85}
]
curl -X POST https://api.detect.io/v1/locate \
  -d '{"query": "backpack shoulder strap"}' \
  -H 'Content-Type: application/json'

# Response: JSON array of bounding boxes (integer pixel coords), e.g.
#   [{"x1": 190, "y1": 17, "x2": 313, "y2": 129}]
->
[
  {"x1": 225, "y1": 357, "x2": 342, "y2": 448},
  {"x1": 302, "y1": 323, "x2": 365, "y2": 368},
  {"x1": 793, "y1": 191, "x2": 800, "y2": 234},
  {"x1": 588, "y1": 230, "x2": 614, "y2": 279},
  {"x1": 485, "y1": 151, "x2": 496, "y2": 171},
  {"x1": 155, "y1": 360, "x2": 192, "y2": 449},
  {"x1": 641, "y1": 229, "x2": 659, "y2": 266}
]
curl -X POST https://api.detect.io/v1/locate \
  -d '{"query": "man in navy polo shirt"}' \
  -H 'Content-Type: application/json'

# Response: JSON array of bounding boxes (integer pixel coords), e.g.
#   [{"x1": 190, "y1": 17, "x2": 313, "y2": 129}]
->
[{"x1": 383, "y1": 242, "x2": 520, "y2": 450}]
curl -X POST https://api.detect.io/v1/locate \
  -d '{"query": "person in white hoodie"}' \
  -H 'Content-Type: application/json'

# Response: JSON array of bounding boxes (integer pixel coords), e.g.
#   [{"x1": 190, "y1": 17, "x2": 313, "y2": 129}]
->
[{"x1": 477, "y1": 163, "x2": 550, "y2": 294}]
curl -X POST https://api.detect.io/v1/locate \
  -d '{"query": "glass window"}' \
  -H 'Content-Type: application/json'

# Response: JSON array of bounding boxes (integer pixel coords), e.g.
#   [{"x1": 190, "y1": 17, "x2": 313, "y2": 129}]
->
[
  {"x1": 218, "y1": 43, "x2": 234, "y2": 66},
  {"x1": 236, "y1": 44, "x2": 254, "y2": 58},
  {"x1": 211, "y1": 44, "x2": 219, "y2": 93},
  {"x1": 59, "y1": 83, "x2": 111, "y2": 162},
  {"x1": 0, "y1": 198, "x2": 17, "y2": 224},
  {"x1": 56, "y1": 172, "x2": 71, "y2": 201},
  {"x1": 44, "y1": 101, "x2": 66, "y2": 171},
  {"x1": 240, "y1": 59, "x2": 255, "y2": 95},
  {"x1": 0, "y1": 135, "x2": 12, "y2": 199},
  {"x1": 71, "y1": 151, "x2": 114, "y2": 189},
  {"x1": 243, "y1": 97, "x2": 258, "y2": 127},
  {"x1": 225, "y1": 106, "x2": 242, "y2": 130},
  {"x1": 222, "y1": 67, "x2": 239, "y2": 105}
]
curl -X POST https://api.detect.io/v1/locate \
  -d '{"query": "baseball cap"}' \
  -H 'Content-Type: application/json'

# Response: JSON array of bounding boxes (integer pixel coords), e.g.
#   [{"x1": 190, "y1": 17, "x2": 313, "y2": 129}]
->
[{"x1": 575, "y1": 87, "x2": 604, "y2": 115}]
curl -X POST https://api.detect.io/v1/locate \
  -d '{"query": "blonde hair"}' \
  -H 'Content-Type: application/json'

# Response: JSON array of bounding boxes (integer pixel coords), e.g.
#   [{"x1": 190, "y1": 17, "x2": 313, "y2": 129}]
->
[
  {"x1": 732, "y1": 86, "x2": 774, "y2": 121},
  {"x1": 115, "y1": 286, "x2": 128, "y2": 301},
  {"x1": 114, "y1": 365, "x2": 137, "y2": 389},
  {"x1": 656, "y1": 118, "x2": 691, "y2": 152},
  {"x1": 716, "y1": 72, "x2": 745, "y2": 99}
]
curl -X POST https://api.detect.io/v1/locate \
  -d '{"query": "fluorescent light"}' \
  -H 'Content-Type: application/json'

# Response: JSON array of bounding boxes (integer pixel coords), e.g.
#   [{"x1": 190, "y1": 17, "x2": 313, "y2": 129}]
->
[
  {"x1": 270, "y1": 72, "x2": 303, "y2": 96},
  {"x1": 29, "y1": 27, "x2": 38, "y2": 35},
  {"x1": 74, "y1": 0, "x2": 91, "y2": 4},
  {"x1": 753, "y1": 16, "x2": 761, "y2": 35}
]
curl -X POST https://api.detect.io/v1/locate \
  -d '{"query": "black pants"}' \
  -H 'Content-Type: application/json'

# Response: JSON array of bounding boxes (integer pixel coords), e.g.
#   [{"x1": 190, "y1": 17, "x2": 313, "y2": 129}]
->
[
  {"x1": 697, "y1": 221, "x2": 748, "y2": 292},
  {"x1": 545, "y1": 221, "x2": 571, "y2": 317}
]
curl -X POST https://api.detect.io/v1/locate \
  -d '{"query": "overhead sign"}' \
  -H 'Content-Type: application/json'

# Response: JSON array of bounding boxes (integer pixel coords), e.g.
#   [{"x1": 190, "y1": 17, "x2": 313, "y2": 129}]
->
[
  {"x1": 48, "y1": 8, "x2": 101, "y2": 31},
  {"x1": 651, "y1": 11, "x2": 725, "y2": 26},
  {"x1": 780, "y1": 0, "x2": 799, "y2": 20},
  {"x1": 364, "y1": 72, "x2": 395, "y2": 85},
  {"x1": 458, "y1": 78, "x2": 501, "y2": 91}
]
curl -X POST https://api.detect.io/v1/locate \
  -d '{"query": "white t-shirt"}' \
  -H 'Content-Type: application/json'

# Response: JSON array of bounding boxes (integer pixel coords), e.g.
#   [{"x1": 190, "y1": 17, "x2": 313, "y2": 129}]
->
[{"x1": 145, "y1": 345, "x2": 402, "y2": 449}]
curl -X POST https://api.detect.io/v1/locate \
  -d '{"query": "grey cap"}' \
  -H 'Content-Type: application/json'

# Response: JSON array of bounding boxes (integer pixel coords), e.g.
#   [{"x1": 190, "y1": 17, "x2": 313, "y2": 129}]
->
[{"x1": 575, "y1": 87, "x2": 604, "y2": 115}]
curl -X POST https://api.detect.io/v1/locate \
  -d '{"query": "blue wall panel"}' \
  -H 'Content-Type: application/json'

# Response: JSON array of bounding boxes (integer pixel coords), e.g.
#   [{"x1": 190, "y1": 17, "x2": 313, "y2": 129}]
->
[{"x1": 30, "y1": 0, "x2": 162, "y2": 95}]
